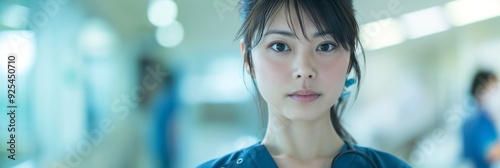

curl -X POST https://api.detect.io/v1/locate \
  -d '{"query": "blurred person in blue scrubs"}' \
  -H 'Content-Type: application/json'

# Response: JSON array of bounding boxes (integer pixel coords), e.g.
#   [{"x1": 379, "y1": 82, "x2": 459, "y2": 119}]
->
[
  {"x1": 462, "y1": 70, "x2": 500, "y2": 168},
  {"x1": 138, "y1": 58, "x2": 179, "y2": 168},
  {"x1": 149, "y1": 82, "x2": 178, "y2": 168},
  {"x1": 198, "y1": 0, "x2": 410, "y2": 167}
]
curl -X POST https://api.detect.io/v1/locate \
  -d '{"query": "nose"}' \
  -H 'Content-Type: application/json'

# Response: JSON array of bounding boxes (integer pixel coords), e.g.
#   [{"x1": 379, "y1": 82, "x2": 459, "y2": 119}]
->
[
  {"x1": 293, "y1": 52, "x2": 316, "y2": 80},
  {"x1": 295, "y1": 71, "x2": 315, "y2": 79}
]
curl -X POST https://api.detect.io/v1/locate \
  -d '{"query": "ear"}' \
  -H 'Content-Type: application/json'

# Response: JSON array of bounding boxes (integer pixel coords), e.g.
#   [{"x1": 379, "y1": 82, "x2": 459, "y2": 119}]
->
[{"x1": 241, "y1": 40, "x2": 252, "y2": 76}]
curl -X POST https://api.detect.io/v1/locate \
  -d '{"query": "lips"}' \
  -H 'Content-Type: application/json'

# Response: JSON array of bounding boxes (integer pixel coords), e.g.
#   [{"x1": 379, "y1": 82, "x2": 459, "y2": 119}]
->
[{"x1": 288, "y1": 90, "x2": 321, "y2": 103}]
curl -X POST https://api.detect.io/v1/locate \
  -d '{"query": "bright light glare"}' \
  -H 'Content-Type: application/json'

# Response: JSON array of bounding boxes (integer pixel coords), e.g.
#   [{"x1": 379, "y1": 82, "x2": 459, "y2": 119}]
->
[
  {"x1": 78, "y1": 19, "x2": 117, "y2": 57},
  {"x1": 0, "y1": 31, "x2": 35, "y2": 74},
  {"x1": 148, "y1": 0, "x2": 178, "y2": 27},
  {"x1": 360, "y1": 18, "x2": 406, "y2": 50},
  {"x1": 400, "y1": 6, "x2": 451, "y2": 39},
  {"x1": 156, "y1": 20, "x2": 184, "y2": 48},
  {"x1": 444, "y1": 0, "x2": 500, "y2": 26}
]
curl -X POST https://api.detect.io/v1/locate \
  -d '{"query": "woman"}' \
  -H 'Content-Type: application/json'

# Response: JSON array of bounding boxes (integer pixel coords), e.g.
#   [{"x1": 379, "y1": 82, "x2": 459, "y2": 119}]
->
[{"x1": 199, "y1": 0, "x2": 411, "y2": 167}]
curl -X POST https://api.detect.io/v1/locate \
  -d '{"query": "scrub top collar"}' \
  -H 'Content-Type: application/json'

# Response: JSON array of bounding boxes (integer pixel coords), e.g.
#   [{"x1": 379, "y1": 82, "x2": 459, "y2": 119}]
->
[{"x1": 248, "y1": 142, "x2": 351, "y2": 168}]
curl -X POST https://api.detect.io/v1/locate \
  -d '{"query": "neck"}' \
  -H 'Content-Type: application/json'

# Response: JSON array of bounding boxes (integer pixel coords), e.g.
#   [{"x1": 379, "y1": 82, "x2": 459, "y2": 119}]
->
[{"x1": 261, "y1": 110, "x2": 344, "y2": 162}]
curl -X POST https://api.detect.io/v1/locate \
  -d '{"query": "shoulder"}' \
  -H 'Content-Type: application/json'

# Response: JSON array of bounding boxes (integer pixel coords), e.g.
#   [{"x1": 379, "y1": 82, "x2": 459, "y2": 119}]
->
[
  {"x1": 353, "y1": 145, "x2": 412, "y2": 168},
  {"x1": 197, "y1": 143, "x2": 268, "y2": 168}
]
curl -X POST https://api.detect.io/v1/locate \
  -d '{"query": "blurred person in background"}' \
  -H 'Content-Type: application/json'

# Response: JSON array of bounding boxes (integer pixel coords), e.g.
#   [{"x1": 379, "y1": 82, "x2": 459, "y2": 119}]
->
[
  {"x1": 148, "y1": 76, "x2": 179, "y2": 168},
  {"x1": 462, "y1": 70, "x2": 500, "y2": 168},
  {"x1": 140, "y1": 58, "x2": 179, "y2": 168},
  {"x1": 198, "y1": 0, "x2": 410, "y2": 167}
]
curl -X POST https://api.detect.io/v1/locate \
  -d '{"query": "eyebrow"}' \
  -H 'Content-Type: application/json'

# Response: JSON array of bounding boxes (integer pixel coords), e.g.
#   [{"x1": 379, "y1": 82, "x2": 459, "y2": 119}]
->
[{"x1": 263, "y1": 29, "x2": 332, "y2": 39}]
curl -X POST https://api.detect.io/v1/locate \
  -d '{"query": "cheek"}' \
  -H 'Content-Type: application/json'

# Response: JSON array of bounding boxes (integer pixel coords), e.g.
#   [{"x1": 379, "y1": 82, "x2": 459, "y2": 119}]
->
[
  {"x1": 251, "y1": 52, "x2": 288, "y2": 100},
  {"x1": 318, "y1": 55, "x2": 350, "y2": 98}
]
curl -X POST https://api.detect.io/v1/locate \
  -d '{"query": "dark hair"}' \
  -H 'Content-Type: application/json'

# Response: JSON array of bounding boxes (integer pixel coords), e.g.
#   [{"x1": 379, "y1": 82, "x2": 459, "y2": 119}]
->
[
  {"x1": 471, "y1": 70, "x2": 498, "y2": 99},
  {"x1": 236, "y1": 0, "x2": 363, "y2": 143}
]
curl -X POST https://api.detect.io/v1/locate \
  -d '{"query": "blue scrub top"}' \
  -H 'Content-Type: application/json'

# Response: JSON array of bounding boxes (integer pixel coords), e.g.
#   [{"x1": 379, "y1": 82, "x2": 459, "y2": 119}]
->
[
  {"x1": 198, "y1": 142, "x2": 411, "y2": 168},
  {"x1": 462, "y1": 108, "x2": 498, "y2": 168}
]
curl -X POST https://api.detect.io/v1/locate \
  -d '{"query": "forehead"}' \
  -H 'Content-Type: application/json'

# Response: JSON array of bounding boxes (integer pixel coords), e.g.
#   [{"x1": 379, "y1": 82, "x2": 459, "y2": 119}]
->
[{"x1": 264, "y1": 5, "x2": 326, "y2": 39}]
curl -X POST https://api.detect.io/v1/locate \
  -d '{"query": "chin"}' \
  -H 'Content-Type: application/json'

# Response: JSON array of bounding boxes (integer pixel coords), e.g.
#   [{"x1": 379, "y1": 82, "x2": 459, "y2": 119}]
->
[{"x1": 282, "y1": 105, "x2": 330, "y2": 121}]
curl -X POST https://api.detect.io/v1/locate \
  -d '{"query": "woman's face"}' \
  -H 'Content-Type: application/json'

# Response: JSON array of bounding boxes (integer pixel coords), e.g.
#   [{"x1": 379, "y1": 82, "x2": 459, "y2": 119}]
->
[{"x1": 247, "y1": 7, "x2": 350, "y2": 121}]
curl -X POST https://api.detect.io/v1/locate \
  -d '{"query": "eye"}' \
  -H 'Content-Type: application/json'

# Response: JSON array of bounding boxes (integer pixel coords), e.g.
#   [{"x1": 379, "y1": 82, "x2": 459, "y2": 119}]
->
[
  {"x1": 270, "y1": 42, "x2": 290, "y2": 52},
  {"x1": 317, "y1": 43, "x2": 336, "y2": 52}
]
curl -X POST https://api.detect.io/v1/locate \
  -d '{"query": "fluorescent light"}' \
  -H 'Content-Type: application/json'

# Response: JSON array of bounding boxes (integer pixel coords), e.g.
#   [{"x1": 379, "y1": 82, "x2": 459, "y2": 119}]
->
[
  {"x1": 148, "y1": 0, "x2": 178, "y2": 27},
  {"x1": 360, "y1": 18, "x2": 406, "y2": 50},
  {"x1": 444, "y1": 0, "x2": 500, "y2": 26},
  {"x1": 1, "y1": 4, "x2": 29, "y2": 29},
  {"x1": 400, "y1": 6, "x2": 450, "y2": 39},
  {"x1": 156, "y1": 20, "x2": 184, "y2": 48}
]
